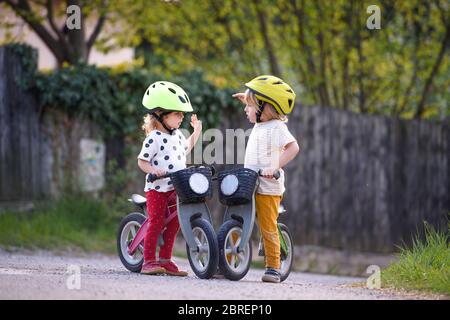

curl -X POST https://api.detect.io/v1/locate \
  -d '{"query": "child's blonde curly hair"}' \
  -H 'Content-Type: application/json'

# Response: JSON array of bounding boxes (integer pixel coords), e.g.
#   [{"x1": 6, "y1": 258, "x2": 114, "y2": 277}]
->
[{"x1": 141, "y1": 114, "x2": 159, "y2": 136}]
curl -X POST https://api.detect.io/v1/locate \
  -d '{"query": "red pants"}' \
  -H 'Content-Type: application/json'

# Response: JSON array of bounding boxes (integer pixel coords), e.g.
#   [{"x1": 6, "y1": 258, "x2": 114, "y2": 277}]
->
[{"x1": 143, "y1": 189, "x2": 180, "y2": 262}]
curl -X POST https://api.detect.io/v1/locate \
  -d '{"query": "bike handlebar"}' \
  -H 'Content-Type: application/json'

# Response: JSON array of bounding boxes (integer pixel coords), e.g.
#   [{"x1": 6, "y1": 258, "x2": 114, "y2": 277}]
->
[
  {"x1": 147, "y1": 165, "x2": 216, "y2": 183},
  {"x1": 148, "y1": 166, "x2": 280, "y2": 183}
]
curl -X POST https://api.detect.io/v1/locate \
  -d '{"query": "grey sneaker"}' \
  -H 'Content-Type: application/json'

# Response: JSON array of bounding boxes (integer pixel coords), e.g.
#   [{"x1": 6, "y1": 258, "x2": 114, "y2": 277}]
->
[{"x1": 261, "y1": 268, "x2": 281, "y2": 283}]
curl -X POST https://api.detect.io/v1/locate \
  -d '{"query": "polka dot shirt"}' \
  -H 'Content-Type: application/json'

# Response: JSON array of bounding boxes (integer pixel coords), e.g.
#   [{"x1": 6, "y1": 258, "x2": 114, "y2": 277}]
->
[{"x1": 138, "y1": 129, "x2": 188, "y2": 192}]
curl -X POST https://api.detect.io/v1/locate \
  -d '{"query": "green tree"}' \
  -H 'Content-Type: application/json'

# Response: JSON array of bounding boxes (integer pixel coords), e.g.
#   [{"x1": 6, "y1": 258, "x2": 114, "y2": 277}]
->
[
  {"x1": 3, "y1": 0, "x2": 448, "y2": 119},
  {"x1": 1, "y1": 0, "x2": 108, "y2": 67},
  {"x1": 104, "y1": 0, "x2": 449, "y2": 119}
]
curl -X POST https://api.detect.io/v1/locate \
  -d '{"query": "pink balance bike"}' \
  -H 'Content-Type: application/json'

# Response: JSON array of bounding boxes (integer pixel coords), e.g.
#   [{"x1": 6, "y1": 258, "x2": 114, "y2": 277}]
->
[{"x1": 117, "y1": 166, "x2": 219, "y2": 279}]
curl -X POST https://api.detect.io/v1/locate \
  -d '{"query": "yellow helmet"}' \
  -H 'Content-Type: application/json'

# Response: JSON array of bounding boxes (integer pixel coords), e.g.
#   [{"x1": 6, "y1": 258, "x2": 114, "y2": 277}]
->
[{"x1": 245, "y1": 75, "x2": 296, "y2": 115}]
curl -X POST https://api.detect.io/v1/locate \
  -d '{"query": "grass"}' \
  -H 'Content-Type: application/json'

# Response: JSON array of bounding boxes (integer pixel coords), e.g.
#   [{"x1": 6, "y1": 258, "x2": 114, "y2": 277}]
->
[
  {"x1": 0, "y1": 195, "x2": 119, "y2": 254},
  {"x1": 382, "y1": 221, "x2": 450, "y2": 296}
]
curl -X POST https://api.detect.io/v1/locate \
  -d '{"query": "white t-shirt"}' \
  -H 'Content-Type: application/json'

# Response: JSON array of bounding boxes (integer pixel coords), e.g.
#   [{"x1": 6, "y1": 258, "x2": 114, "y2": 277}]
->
[
  {"x1": 244, "y1": 120, "x2": 296, "y2": 195},
  {"x1": 138, "y1": 129, "x2": 188, "y2": 192}
]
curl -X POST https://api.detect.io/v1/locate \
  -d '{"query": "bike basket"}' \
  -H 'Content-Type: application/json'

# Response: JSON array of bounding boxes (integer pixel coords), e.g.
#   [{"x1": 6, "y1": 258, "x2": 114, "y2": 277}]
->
[
  {"x1": 170, "y1": 167, "x2": 213, "y2": 204},
  {"x1": 218, "y1": 168, "x2": 258, "y2": 205}
]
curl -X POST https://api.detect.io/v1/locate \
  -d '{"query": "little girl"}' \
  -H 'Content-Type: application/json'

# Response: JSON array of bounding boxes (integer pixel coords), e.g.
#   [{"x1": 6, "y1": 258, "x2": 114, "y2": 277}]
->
[
  {"x1": 138, "y1": 81, "x2": 202, "y2": 276},
  {"x1": 233, "y1": 75, "x2": 300, "y2": 283}
]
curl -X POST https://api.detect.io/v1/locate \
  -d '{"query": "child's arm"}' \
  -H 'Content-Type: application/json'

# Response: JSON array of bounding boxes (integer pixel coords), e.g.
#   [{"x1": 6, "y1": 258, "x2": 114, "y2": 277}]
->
[
  {"x1": 138, "y1": 159, "x2": 166, "y2": 176},
  {"x1": 186, "y1": 114, "x2": 202, "y2": 154},
  {"x1": 279, "y1": 140, "x2": 300, "y2": 167},
  {"x1": 260, "y1": 141, "x2": 300, "y2": 177}
]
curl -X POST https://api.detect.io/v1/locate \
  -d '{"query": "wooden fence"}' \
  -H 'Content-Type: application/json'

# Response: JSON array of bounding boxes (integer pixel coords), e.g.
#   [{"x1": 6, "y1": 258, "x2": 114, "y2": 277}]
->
[
  {"x1": 282, "y1": 106, "x2": 449, "y2": 252},
  {"x1": 210, "y1": 97, "x2": 449, "y2": 252},
  {"x1": 0, "y1": 46, "x2": 47, "y2": 201},
  {"x1": 0, "y1": 46, "x2": 100, "y2": 201}
]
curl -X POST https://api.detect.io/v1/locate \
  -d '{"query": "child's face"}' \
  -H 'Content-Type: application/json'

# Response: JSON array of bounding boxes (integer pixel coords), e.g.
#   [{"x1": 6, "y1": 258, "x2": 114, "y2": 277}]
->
[
  {"x1": 244, "y1": 104, "x2": 257, "y2": 123},
  {"x1": 244, "y1": 103, "x2": 273, "y2": 123},
  {"x1": 164, "y1": 112, "x2": 185, "y2": 129}
]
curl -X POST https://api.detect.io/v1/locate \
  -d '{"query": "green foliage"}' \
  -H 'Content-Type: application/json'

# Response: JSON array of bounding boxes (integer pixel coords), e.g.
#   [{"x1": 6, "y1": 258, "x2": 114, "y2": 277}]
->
[
  {"x1": 9, "y1": 43, "x2": 241, "y2": 137},
  {"x1": 106, "y1": 0, "x2": 449, "y2": 120},
  {"x1": 34, "y1": 63, "x2": 143, "y2": 137},
  {"x1": 382, "y1": 221, "x2": 450, "y2": 295},
  {"x1": 5, "y1": 43, "x2": 38, "y2": 89},
  {"x1": 169, "y1": 70, "x2": 241, "y2": 130},
  {"x1": 3, "y1": 1, "x2": 448, "y2": 120}
]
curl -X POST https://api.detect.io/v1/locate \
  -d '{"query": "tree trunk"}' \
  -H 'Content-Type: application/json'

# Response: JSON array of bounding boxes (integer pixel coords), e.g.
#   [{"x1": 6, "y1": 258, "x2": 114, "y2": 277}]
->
[
  {"x1": 355, "y1": 1, "x2": 366, "y2": 113},
  {"x1": 315, "y1": 1, "x2": 331, "y2": 107},
  {"x1": 292, "y1": 0, "x2": 321, "y2": 105},
  {"x1": 252, "y1": 0, "x2": 282, "y2": 77},
  {"x1": 66, "y1": 0, "x2": 88, "y2": 64},
  {"x1": 415, "y1": 22, "x2": 449, "y2": 118},
  {"x1": 341, "y1": 0, "x2": 353, "y2": 110},
  {"x1": 4, "y1": 0, "x2": 106, "y2": 68}
]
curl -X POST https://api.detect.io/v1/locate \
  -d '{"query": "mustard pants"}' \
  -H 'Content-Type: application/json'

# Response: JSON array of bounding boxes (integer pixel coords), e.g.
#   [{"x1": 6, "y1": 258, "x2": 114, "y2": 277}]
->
[{"x1": 255, "y1": 193, "x2": 282, "y2": 269}]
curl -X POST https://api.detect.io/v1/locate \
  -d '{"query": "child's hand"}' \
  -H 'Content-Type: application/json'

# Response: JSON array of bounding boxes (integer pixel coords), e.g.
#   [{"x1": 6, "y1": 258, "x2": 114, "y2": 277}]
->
[
  {"x1": 190, "y1": 114, "x2": 202, "y2": 132},
  {"x1": 149, "y1": 167, "x2": 167, "y2": 177},
  {"x1": 232, "y1": 92, "x2": 246, "y2": 104},
  {"x1": 260, "y1": 167, "x2": 279, "y2": 179}
]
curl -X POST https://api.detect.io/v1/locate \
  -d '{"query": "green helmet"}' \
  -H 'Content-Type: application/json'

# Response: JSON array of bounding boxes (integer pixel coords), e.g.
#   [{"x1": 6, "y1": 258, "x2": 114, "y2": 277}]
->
[{"x1": 142, "y1": 81, "x2": 193, "y2": 113}]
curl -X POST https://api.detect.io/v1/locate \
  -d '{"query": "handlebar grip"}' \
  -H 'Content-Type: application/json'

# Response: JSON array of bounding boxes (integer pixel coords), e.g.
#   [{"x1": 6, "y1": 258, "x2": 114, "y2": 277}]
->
[
  {"x1": 148, "y1": 173, "x2": 169, "y2": 183},
  {"x1": 148, "y1": 174, "x2": 159, "y2": 183},
  {"x1": 273, "y1": 170, "x2": 281, "y2": 180},
  {"x1": 258, "y1": 169, "x2": 281, "y2": 180}
]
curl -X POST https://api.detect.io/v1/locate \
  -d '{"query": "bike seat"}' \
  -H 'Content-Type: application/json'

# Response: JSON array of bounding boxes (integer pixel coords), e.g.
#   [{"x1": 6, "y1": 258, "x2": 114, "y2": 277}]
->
[
  {"x1": 129, "y1": 194, "x2": 147, "y2": 206},
  {"x1": 278, "y1": 204, "x2": 287, "y2": 215}
]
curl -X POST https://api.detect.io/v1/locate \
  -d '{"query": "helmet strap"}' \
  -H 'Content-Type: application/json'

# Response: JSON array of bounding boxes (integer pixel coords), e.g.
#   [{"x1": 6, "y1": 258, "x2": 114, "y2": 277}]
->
[
  {"x1": 256, "y1": 100, "x2": 265, "y2": 123},
  {"x1": 151, "y1": 112, "x2": 176, "y2": 134}
]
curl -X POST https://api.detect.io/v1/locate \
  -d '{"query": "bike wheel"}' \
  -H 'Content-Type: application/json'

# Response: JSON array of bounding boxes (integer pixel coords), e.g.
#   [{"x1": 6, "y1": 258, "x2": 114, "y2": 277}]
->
[
  {"x1": 117, "y1": 213, "x2": 146, "y2": 273},
  {"x1": 278, "y1": 223, "x2": 294, "y2": 282},
  {"x1": 217, "y1": 219, "x2": 252, "y2": 281},
  {"x1": 186, "y1": 218, "x2": 219, "y2": 279}
]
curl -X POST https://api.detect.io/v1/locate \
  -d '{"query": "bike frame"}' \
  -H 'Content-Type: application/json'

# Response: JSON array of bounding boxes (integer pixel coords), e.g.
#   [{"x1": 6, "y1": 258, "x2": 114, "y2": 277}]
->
[
  {"x1": 127, "y1": 218, "x2": 149, "y2": 256},
  {"x1": 127, "y1": 201, "x2": 178, "y2": 256},
  {"x1": 127, "y1": 198, "x2": 215, "y2": 256},
  {"x1": 221, "y1": 183, "x2": 257, "y2": 253},
  {"x1": 177, "y1": 199, "x2": 215, "y2": 252},
  {"x1": 222, "y1": 182, "x2": 289, "y2": 257}
]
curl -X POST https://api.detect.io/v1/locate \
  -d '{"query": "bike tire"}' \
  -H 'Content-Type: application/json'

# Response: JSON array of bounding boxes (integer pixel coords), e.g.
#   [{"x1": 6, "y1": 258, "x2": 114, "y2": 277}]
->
[
  {"x1": 186, "y1": 218, "x2": 219, "y2": 279},
  {"x1": 117, "y1": 212, "x2": 146, "y2": 273},
  {"x1": 217, "y1": 219, "x2": 252, "y2": 281},
  {"x1": 278, "y1": 223, "x2": 294, "y2": 282}
]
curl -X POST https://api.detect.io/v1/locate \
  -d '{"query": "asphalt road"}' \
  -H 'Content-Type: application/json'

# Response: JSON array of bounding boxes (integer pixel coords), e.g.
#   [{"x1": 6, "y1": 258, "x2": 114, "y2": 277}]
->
[{"x1": 0, "y1": 249, "x2": 432, "y2": 300}]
